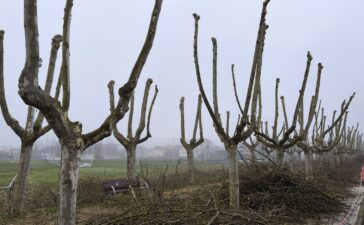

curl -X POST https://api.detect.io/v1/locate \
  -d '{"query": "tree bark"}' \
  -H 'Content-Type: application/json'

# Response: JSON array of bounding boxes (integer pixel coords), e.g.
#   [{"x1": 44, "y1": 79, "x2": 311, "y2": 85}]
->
[
  {"x1": 266, "y1": 152, "x2": 272, "y2": 163},
  {"x1": 338, "y1": 154, "x2": 344, "y2": 166},
  {"x1": 329, "y1": 151, "x2": 335, "y2": 168},
  {"x1": 126, "y1": 145, "x2": 136, "y2": 178},
  {"x1": 297, "y1": 151, "x2": 302, "y2": 161},
  {"x1": 8, "y1": 141, "x2": 34, "y2": 213},
  {"x1": 250, "y1": 149, "x2": 256, "y2": 163},
  {"x1": 304, "y1": 150, "x2": 313, "y2": 178},
  {"x1": 58, "y1": 143, "x2": 81, "y2": 225},
  {"x1": 227, "y1": 144, "x2": 239, "y2": 209},
  {"x1": 276, "y1": 149, "x2": 284, "y2": 165},
  {"x1": 186, "y1": 149, "x2": 194, "y2": 183}
]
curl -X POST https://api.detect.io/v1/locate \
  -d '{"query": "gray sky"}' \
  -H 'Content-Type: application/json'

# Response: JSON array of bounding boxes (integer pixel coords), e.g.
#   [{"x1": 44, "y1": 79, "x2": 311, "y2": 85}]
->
[{"x1": 0, "y1": 0, "x2": 363, "y2": 147}]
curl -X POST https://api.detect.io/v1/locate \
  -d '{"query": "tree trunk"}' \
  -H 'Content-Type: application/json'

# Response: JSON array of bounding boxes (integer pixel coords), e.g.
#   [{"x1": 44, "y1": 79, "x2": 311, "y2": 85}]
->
[
  {"x1": 276, "y1": 149, "x2": 284, "y2": 165},
  {"x1": 8, "y1": 141, "x2": 34, "y2": 213},
  {"x1": 227, "y1": 144, "x2": 239, "y2": 209},
  {"x1": 288, "y1": 152, "x2": 295, "y2": 170},
  {"x1": 297, "y1": 152, "x2": 302, "y2": 161},
  {"x1": 338, "y1": 154, "x2": 344, "y2": 165},
  {"x1": 186, "y1": 149, "x2": 194, "y2": 183},
  {"x1": 329, "y1": 152, "x2": 335, "y2": 168},
  {"x1": 58, "y1": 143, "x2": 81, "y2": 225},
  {"x1": 250, "y1": 149, "x2": 256, "y2": 163},
  {"x1": 305, "y1": 150, "x2": 313, "y2": 178},
  {"x1": 266, "y1": 152, "x2": 272, "y2": 163},
  {"x1": 126, "y1": 145, "x2": 136, "y2": 178}
]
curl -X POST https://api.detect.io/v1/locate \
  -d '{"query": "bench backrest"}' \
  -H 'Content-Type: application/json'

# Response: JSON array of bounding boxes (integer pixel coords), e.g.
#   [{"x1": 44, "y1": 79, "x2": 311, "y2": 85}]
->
[{"x1": 102, "y1": 177, "x2": 140, "y2": 192}]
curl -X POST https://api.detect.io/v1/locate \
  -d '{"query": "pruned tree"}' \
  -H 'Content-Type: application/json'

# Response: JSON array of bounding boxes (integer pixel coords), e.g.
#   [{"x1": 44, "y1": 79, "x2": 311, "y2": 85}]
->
[
  {"x1": 312, "y1": 96, "x2": 355, "y2": 153},
  {"x1": 179, "y1": 95, "x2": 204, "y2": 183},
  {"x1": 292, "y1": 57, "x2": 323, "y2": 177},
  {"x1": 310, "y1": 95, "x2": 356, "y2": 168},
  {"x1": 255, "y1": 79, "x2": 304, "y2": 165},
  {"x1": 108, "y1": 79, "x2": 158, "y2": 178},
  {"x1": 355, "y1": 131, "x2": 363, "y2": 151},
  {"x1": 192, "y1": 0, "x2": 270, "y2": 208},
  {"x1": 336, "y1": 123, "x2": 359, "y2": 156},
  {"x1": 312, "y1": 98, "x2": 353, "y2": 148},
  {"x1": 10, "y1": 0, "x2": 163, "y2": 224},
  {"x1": 297, "y1": 89, "x2": 355, "y2": 177},
  {"x1": 255, "y1": 52, "x2": 322, "y2": 166},
  {"x1": 0, "y1": 31, "x2": 62, "y2": 213}
]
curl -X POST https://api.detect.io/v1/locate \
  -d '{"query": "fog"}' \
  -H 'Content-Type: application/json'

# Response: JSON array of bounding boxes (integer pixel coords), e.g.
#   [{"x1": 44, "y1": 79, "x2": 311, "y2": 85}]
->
[{"x1": 0, "y1": 0, "x2": 363, "y2": 148}]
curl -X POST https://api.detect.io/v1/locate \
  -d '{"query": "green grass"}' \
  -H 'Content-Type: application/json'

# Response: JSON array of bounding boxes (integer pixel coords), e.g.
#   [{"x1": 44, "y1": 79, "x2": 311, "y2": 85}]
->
[
  {"x1": 0, "y1": 161, "x2": 18, "y2": 186},
  {"x1": 0, "y1": 160, "x2": 224, "y2": 187}
]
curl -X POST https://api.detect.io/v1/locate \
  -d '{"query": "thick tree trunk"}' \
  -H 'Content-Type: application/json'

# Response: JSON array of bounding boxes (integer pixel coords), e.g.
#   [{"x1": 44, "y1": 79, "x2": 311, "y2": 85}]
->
[
  {"x1": 288, "y1": 152, "x2": 295, "y2": 170},
  {"x1": 329, "y1": 152, "x2": 335, "y2": 168},
  {"x1": 266, "y1": 152, "x2": 272, "y2": 163},
  {"x1": 297, "y1": 152, "x2": 302, "y2": 161},
  {"x1": 338, "y1": 154, "x2": 344, "y2": 165},
  {"x1": 186, "y1": 149, "x2": 194, "y2": 183},
  {"x1": 227, "y1": 144, "x2": 239, "y2": 209},
  {"x1": 8, "y1": 141, "x2": 34, "y2": 213},
  {"x1": 317, "y1": 153, "x2": 323, "y2": 165},
  {"x1": 276, "y1": 149, "x2": 284, "y2": 165},
  {"x1": 58, "y1": 143, "x2": 81, "y2": 225},
  {"x1": 126, "y1": 146, "x2": 136, "y2": 178},
  {"x1": 304, "y1": 150, "x2": 313, "y2": 178},
  {"x1": 250, "y1": 149, "x2": 256, "y2": 163}
]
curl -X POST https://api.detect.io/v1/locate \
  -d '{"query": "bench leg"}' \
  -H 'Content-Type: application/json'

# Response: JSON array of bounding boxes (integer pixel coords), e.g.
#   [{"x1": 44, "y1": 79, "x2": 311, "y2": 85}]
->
[
  {"x1": 110, "y1": 185, "x2": 117, "y2": 195},
  {"x1": 129, "y1": 185, "x2": 137, "y2": 200}
]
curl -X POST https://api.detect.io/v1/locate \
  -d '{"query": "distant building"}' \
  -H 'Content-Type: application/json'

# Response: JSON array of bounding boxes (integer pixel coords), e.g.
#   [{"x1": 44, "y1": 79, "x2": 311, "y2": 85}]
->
[
  {"x1": 0, "y1": 151, "x2": 15, "y2": 161},
  {"x1": 103, "y1": 143, "x2": 122, "y2": 159},
  {"x1": 176, "y1": 139, "x2": 228, "y2": 163},
  {"x1": 139, "y1": 145, "x2": 181, "y2": 161},
  {"x1": 195, "y1": 140, "x2": 227, "y2": 162},
  {"x1": 204, "y1": 150, "x2": 228, "y2": 163},
  {"x1": 93, "y1": 142, "x2": 104, "y2": 160},
  {"x1": 32, "y1": 143, "x2": 61, "y2": 160}
]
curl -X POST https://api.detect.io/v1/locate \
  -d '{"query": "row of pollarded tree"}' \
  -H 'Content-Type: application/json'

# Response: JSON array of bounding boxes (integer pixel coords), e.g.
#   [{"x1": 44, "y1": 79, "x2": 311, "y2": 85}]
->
[
  {"x1": 185, "y1": 0, "x2": 361, "y2": 210},
  {"x1": 0, "y1": 0, "x2": 361, "y2": 224}
]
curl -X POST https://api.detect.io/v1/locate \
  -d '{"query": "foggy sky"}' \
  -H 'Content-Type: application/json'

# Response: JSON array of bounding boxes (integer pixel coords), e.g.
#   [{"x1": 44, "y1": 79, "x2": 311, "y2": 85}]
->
[{"x1": 0, "y1": 0, "x2": 363, "y2": 147}]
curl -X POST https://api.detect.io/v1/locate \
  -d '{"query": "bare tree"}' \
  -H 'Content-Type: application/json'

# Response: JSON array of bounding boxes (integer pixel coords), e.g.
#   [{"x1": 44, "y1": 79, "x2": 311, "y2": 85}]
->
[
  {"x1": 108, "y1": 79, "x2": 158, "y2": 178},
  {"x1": 255, "y1": 52, "x2": 319, "y2": 166},
  {"x1": 282, "y1": 53, "x2": 356, "y2": 177},
  {"x1": 10, "y1": 0, "x2": 163, "y2": 224},
  {"x1": 336, "y1": 123, "x2": 359, "y2": 157},
  {"x1": 179, "y1": 95, "x2": 204, "y2": 183},
  {"x1": 355, "y1": 131, "x2": 363, "y2": 151},
  {"x1": 293, "y1": 58, "x2": 323, "y2": 177},
  {"x1": 312, "y1": 96, "x2": 355, "y2": 153},
  {"x1": 192, "y1": 0, "x2": 270, "y2": 208},
  {"x1": 0, "y1": 32, "x2": 62, "y2": 213},
  {"x1": 310, "y1": 95, "x2": 355, "y2": 168}
]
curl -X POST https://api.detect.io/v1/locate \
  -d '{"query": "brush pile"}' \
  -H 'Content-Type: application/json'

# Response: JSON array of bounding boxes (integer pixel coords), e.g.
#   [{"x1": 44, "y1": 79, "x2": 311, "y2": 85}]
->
[
  {"x1": 231, "y1": 163, "x2": 347, "y2": 222},
  {"x1": 81, "y1": 163, "x2": 351, "y2": 225}
]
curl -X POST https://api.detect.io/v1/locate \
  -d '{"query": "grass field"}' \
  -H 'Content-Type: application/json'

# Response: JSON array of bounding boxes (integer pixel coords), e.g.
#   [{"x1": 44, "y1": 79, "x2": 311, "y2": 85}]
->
[{"x1": 0, "y1": 159, "x2": 224, "y2": 187}]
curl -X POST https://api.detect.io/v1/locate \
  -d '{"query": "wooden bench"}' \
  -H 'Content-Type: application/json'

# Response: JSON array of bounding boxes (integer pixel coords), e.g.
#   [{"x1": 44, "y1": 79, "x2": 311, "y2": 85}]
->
[{"x1": 102, "y1": 177, "x2": 149, "y2": 195}]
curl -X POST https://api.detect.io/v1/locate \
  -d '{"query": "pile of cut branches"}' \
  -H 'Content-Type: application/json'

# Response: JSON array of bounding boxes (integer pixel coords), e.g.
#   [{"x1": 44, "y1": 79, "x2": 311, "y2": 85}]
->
[
  {"x1": 81, "y1": 162, "x2": 353, "y2": 225},
  {"x1": 220, "y1": 163, "x2": 349, "y2": 222},
  {"x1": 81, "y1": 190, "x2": 275, "y2": 225}
]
